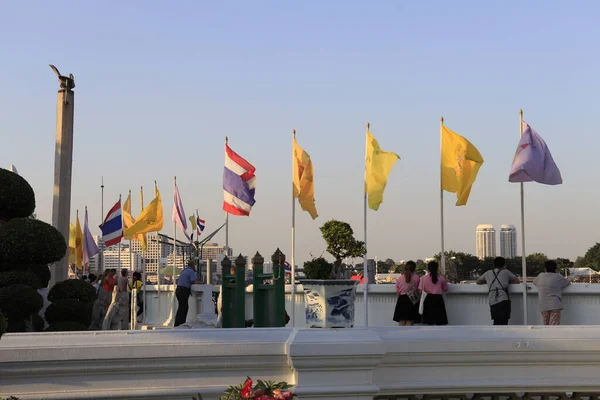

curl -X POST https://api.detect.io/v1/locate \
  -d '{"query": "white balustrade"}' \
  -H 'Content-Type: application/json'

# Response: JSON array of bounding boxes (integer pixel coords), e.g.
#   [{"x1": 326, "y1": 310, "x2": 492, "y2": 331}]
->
[{"x1": 141, "y1": 283, "x2": 600, "y2": 328}]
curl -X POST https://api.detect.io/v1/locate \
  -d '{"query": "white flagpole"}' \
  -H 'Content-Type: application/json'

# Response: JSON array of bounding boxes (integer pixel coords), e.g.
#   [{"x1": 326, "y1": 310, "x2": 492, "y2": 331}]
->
[
  {"x1": 101, "y1": 177, "x2": 105, "y2": 274},
  {"x1": 291, "y1": 129, "x2": 297, "y2": 327},
  {"x1": 363, "y1": 123, "x2": 369, "y2": 327},
  {"x1": 519, "y1": 109, "x2": 528, "y2": 325},
  {"x1": 440, "y1": 117, "x2": 446, "y2": 274},
  {"x1": 172, "y1": 177, "x2": 177, "y2": 327},
  {"x1": 224, "y1": 137, "x2": 230, "y2": 256}
]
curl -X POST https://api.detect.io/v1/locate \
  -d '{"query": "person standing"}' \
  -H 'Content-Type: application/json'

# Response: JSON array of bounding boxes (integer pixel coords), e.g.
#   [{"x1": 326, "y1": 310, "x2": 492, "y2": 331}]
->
[
  {"x1": 476, "y1": 257, "x2": 519, "y2": 325},
  {"x1": 128, "y1": 271, "x2": 144, "y2": 319},
  {"x1": 533, "y1": 260, "x2": 573, "y2": 325},
  {"x1": 419, "y1": 261, "x2": 449, "y2": 326},
  {"x1": 175, "y1": 260, "x2": 199, "y2": 327},
  {"x1": 393, "y1": 261, "x2": 421, "y2": 326}
]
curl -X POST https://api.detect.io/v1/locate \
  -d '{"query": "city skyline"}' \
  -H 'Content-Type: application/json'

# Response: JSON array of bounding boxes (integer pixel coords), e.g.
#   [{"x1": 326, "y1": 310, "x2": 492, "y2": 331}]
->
[{"x1": 3, "y1": 2, "x2": 599, "y2": 265}]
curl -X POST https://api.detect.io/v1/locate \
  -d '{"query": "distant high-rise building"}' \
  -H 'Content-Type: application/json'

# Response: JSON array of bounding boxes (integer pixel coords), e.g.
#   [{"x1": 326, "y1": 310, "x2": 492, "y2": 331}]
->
[
  {"x1": 476, "y1": 224, "x2": 496, "y2": 260},
  {"x1": 500, "y1": 225, "x2": 517, "y2": 259},
  {"x1": 201, "y1": 243, "x2": 233, "y2": 262}
]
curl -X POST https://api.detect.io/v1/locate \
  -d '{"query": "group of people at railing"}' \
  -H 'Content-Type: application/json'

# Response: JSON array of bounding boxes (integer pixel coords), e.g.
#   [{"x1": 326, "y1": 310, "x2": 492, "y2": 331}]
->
[{"x1": 394, "y1": 257, "x2": 572, "y2": 326}]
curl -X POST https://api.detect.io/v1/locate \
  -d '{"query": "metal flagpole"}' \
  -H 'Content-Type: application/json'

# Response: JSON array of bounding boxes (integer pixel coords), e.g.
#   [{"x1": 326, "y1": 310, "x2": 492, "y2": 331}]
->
[
  {"x1": 519, "y1": 109, "x2": 528, "y2": 325},
  {"x1": 363, "y1": 123, "x2": 369, "y2": 327},
  {"x1": 139, "y1": 186, "x2": 147, "y2": 324},
  {"x1": 101, "y1": 177, "x2": 105, "y2": 273},
  {"x1": 172, "y1": 177, "x2": 177, "y2": 327},
  {"x1": 440, "y1": 117, "x2": 446, "y2": 275},
  {"x1": 291, "y1": 129, "x2": 297, "y2": 327},
  {"x1": 225, "y1": 137, "x2": 229, "y2": 256}
]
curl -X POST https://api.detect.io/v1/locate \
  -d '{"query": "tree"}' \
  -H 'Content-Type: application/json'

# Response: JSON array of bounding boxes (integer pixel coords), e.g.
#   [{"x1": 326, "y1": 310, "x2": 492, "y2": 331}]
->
[
  {"x1": 303, "y1": 257, "x2": 333, "y2": 280},
  {"x1": 576, "y1": 243, "x2": 600, "y2": 271},
  {"x1": 415, "y1": 259, "x2": 427, "y2": 275},
  {"x1": 555, "y1": 258, "x2": 573, "y2": 275},
  {"x1": 320, "y1": 220, "x2": 366, "y2": 279},
  {"x1": 432, "y1": 251, "x2": 481, "y2": 282},
  {"x1": 376, "y1": 260, "x2": 391, "y2": 274}
]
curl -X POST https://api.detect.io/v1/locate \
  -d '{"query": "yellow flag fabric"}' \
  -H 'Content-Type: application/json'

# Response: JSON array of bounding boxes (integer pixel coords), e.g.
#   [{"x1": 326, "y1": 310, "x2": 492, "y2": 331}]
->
[
  {"x1": 122, "y1": 192, "x2": 147, "y2": 250},
  {"x1": 68, "y1": 222, "x2": 76, "y2": 264},
  {"x1": 365, "y1": 130, "x2": 400, "y2": 211},
  {"x1": 123, "y1": 185, "x2": 164, "y2": 236},
  {"x1": 189, "y1": 214, "x2": 197, "y2": 231},
  {"x1": 292, "y1": 136, "x2": 318, "y2": 219},
  {"x1": 75, "y1": 215, "x2": 84, "y2": 270},
  {"x1": 441, "y1": 125, "x2": 484, "y2": 206}
]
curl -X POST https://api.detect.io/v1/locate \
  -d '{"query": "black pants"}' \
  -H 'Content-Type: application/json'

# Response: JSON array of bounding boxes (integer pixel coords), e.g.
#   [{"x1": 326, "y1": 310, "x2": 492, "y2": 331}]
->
[
  {"x1": 490, "y1": 300, "x2": 511, "y2": 325},
  {"x1": 129, "y1": 293, "x2": 144, "y2": 317},
  {"x1": 175, "y1": 286, "x2": 191, "y2": 327}
]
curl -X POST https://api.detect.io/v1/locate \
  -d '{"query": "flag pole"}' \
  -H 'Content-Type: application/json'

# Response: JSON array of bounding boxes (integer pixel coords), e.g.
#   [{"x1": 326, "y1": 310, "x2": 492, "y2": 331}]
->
[
  {"x1": 225, "y1": 136, "x2": 230, "y2": 256},
  {"x1": 291, "y1": 129, "x2": 297, "y2": 327},
  {"x1": 139, "y1": 186, "x2": 147, "y2": 324},
  {"x1": 363, "y1": 123, "x2": 369, "y2": 327},
  {"x1": 172, "y1": 176, "x2": 177, "y2": 327},
  {"x1": 519, "y1": 109, "x2": 528, "y2": 325},
  {"x1": 101, "y1": 177, "x2": 105, "y2": 274},
  {"x1": 440, "y1": 117, "x2": 446, "y2": 275}
]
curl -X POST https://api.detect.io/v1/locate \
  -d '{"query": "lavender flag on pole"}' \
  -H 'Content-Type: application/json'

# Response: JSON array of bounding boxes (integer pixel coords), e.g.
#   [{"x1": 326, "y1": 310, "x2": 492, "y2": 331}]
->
[
  {"x1": 83, "y1": 208, "x2": 99, "y2": 267},
  {"x1": 172, "y1": 185, "x2": 190, "y2": 241},
  {"x1": 509, "y1": 121, "x2": 562, "y2": 185}
]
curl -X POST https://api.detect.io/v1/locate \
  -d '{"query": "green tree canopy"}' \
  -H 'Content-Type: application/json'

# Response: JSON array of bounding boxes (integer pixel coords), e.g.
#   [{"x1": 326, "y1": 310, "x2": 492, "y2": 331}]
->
[
  {"x1": 320, "y1": 220, "x2": 366, "y2": 279},
  {"x1": 575, "y1": 243, "x2": 600, "y2": 271}
]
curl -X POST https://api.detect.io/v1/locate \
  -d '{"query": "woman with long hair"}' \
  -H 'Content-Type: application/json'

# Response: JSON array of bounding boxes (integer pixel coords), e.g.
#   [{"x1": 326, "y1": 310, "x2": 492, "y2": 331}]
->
[
  {"x1": 419, "y1": 261, "x2": 449, "y2": 325},
  {"x1": 393, "y1": 261, "x2": 421, "y2": 326}
]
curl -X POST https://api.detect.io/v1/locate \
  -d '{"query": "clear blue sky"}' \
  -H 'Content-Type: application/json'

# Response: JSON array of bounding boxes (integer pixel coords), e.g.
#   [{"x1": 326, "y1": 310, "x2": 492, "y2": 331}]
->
[{"x1": 2, "y1": 1, "x2": 599, "y2": 264}]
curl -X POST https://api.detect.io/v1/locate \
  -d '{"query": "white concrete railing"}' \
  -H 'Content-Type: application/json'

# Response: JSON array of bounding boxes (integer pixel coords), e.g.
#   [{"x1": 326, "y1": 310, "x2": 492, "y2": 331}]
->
[
  {"x1": 142, "y1": 283, "x2": 600, "y2": 327},
  {"x1": 3, "y1": 326, "x2": 600, "y2": 399}
]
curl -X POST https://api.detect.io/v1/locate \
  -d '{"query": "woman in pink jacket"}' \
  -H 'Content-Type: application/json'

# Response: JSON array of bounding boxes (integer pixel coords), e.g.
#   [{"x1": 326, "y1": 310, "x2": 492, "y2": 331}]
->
[
  {"x1": 419, "y1": 261, "x2": 449, "y2": 325},
  {"x1": 393, "y1": 261, "x2": 421, "y2": 326}
]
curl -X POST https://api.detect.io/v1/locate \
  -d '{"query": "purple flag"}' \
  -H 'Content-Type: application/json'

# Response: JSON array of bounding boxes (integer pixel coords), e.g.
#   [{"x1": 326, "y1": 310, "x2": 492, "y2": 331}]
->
[
  {"x1": 509, "y1": 121, "x2": 562, "y2": 185},
  {"x1": 83, "y1": 207, "x2": 99, "y2": 267},
  {"x1": 172, "y1": 185, "x2": 190, "y2": 241}
]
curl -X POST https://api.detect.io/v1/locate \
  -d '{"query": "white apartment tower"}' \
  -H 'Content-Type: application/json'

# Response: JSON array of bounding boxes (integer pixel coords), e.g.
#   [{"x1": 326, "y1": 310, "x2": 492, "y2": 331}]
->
[
  {"x1": 476, "y1": 224, "x2": 496, "y2": 260},
  {"x1": 500, "y1": 225, "x2": 517, "y2": 259}
]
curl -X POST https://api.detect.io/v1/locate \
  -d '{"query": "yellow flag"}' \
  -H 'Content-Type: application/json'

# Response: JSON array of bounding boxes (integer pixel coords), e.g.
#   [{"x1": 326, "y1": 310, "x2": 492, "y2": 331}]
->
[
  {"x1": 189, "y1": 214, "x2": 197, "y2": 231},
  {"x1": 365, "y1": 129, "x2": 400, "y2": 211},
  {"x1": 68, "y1": 222, "x2": 76, "y2": 264},
  {"x1": 123, "y1": 184, "x2": 163, "y2": 236},
  {"x1": 122, "y1": 191, "x2": 147, "y2": 250},
  {"x1": 441, "y1": 125, "x2": 484, "y2": 206},
  {"x1": 75, "y1": 214, "x2": 84, "y2": 270},
  {"x1": 293, "y1": 136, "x2": 318, "y2": 219}
]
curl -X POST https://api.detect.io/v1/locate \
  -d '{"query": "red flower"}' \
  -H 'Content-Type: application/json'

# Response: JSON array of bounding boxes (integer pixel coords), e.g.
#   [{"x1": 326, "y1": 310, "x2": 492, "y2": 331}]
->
[{"x1": 241, "y1": 378, "x2": 253, "y2": 398}]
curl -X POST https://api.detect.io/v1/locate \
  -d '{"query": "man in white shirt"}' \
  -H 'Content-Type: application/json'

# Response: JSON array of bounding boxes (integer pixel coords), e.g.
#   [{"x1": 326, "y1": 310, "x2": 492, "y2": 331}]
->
[{"x1": 476, "y1": 257, "x2": 520, "y2": 325}]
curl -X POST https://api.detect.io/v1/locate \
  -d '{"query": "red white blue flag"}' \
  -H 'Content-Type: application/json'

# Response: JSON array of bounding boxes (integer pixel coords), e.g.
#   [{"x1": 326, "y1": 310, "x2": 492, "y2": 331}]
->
[
  {"x1": 100, "y1": 199, "x2": 123, "y2": 247},
  {"x1": 223, "y1": 143, "x2": 256, "y2": 216},
  {"x1": 197, "y1": 216, "x2": 205, "y2": 237}
]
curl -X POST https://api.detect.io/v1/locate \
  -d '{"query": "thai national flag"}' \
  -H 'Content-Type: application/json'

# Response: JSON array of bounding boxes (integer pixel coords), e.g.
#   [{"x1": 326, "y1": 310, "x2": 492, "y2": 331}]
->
[
  {"x1": 197, "y1": 217, "x2": 205, "y2": 237},
  {"x1": 100, "y1": 199, "x2": 123, "y2": 247},
  {"x1": 223, "y1": 143, "x2": 256, "y2": 216}
]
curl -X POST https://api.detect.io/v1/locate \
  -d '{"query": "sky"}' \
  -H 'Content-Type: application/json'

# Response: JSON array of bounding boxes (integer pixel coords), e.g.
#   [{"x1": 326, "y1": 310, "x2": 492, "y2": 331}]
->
[{"x1": 1, "y1": 1, "x2": 599, "y2": 265}]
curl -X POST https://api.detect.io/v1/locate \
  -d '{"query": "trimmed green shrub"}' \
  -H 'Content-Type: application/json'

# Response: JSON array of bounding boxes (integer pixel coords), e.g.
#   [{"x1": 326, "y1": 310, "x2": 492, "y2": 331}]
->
[
  {"x1": 0, "y1": 270, "x2": 42, "y2": 290},
  {"x1": 0, "y1": 285, "x2": 43, "y2": 320},
  {"x1": 45, "y1": 321, "x2": 88, "y2": 332},
  {"x1": 0, "y1": 312, "x2": 6, "y2": 338},
  {"x1": 303, "y1": 257, "x2": 334, "y2": 280},
  {"x1": 48, "y1": 279, "x2": 97, "y2": 304},
  {"x1": 0, "y1": 168, "x2": 35, "y2": 220},
  {"x1": 28, "y1": 264, "x2": 51, "y2": 288},
  {"x1": 31, "y1": 314, "x2": 45, "y2": 332},
  {"x1": 0, "y1": 218, "x2": 67, "y2": 264},
  {"x1": 45, "y1": 299, "x2": 92, "y2": 327}
]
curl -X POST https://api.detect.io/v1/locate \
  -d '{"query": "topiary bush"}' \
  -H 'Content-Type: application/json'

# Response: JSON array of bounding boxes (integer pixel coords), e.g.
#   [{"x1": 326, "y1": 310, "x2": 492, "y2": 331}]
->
[
  {"x1": 303, "y1": 257, "x2": 334, "y2": 280},
  {"x1": 0, "y1": 168, "x2": 68, "y2": 332},
  {"x1": 0, "y1": 270, "x2": 42, "y2": 290},
  {"x1": 48, "y1": 279, "x2": 96, "y2": 304},
  {"x1": 45, "y1": 299, "x2": 93, "y2": 327},
  {"x1": 0, "y1": 284, "x2": 43, "y2": 321},
  {"x1": 0, "y1": 218, "x2": 66, "y2": 265},
  {"x1": 45, "y1": 279, "x2": 96, "y2": 331},
  {"x1": 0, "y1": 168, "x2": 35, "y2": 222}
]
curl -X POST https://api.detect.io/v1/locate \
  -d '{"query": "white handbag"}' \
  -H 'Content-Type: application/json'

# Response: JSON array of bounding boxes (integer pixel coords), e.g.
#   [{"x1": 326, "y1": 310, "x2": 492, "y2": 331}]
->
[{"x1": 418, "y1": 291, "x2": 427, "y2": 315}]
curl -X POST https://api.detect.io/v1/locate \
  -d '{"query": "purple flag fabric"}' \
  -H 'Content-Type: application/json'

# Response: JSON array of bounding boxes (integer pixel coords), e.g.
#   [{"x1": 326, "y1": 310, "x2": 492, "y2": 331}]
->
[
  {"x1": 83, "y1": 208, "x2": 99, "y2": 267},
  {"x1": 509, "y1": 121, "x2": 562, "y2": 185},
  {"x1": 172, "y1": 185, "x2": 190, "y2": 241}
]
